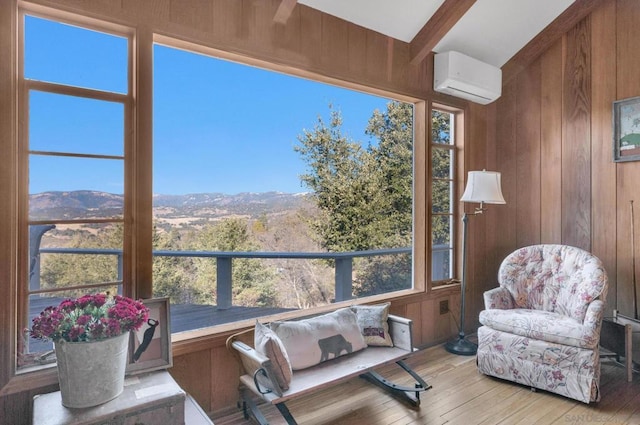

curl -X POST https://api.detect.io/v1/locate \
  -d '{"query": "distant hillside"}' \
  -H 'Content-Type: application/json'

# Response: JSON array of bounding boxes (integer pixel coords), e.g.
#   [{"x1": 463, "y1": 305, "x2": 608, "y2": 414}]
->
[{"x1": 29, "y1": 190, "x2": 312, "y2": 221}]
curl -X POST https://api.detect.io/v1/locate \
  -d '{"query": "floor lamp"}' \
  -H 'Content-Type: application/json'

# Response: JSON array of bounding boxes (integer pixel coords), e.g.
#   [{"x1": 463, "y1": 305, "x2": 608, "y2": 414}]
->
[{"x1": 445, "y1": 170, "x2": 506, "y2": 356}]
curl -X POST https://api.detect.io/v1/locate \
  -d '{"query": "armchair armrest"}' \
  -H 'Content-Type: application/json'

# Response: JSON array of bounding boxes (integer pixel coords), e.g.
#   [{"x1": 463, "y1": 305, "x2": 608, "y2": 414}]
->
[
  {"x1": 483, "y1": 287, "x2": 514, "y2": 310},
  {"x1": 581, "y1": 299, "x2": 606, "y2": 348}
]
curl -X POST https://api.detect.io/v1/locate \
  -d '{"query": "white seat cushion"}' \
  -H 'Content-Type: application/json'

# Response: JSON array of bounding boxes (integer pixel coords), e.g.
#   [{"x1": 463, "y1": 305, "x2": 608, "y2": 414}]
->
[{"x1": 479, "y1": 308, "x2": 598, "y2": 349}]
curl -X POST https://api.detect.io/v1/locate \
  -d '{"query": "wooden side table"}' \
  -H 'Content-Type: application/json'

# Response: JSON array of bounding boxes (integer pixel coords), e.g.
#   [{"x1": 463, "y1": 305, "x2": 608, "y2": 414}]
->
[{"x1": 33, "y1": 371, "x2": 186, "y2": 425}]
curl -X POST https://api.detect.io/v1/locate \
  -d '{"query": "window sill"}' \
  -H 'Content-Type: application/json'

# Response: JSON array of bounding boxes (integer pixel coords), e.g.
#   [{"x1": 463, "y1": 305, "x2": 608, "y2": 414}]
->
[
  {"x1": 170, "y1": 288, "x2": 425, "y2": 357},
  {"x1": 0, "y1": 365, "x2": 58, "y2": 397}
]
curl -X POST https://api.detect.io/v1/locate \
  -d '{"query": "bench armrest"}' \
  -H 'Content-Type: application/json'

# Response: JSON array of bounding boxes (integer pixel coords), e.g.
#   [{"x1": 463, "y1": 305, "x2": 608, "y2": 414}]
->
[
  {"x1": 388, "y1": 314, "x2": 413, "y2": 351},
  {"x1": 230, "y1": 340, "x2": 283, "y2": 397}
]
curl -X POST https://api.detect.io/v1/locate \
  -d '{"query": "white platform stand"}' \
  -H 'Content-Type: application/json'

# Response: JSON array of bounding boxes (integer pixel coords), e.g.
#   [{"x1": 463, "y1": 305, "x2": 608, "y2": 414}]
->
[{"x1": 33, "y1": 370, "x2": 213, "y2": 425}]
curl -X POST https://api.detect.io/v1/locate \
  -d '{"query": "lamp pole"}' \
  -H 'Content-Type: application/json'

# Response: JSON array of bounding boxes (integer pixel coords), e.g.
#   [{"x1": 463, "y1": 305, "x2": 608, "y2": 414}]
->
[{"x1": 445, "y1": 208, "x2": 480, "y2": 355}]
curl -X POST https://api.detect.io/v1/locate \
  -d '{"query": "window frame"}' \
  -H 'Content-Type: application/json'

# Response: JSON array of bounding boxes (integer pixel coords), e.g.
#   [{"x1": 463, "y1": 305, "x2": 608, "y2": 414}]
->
[
  {"x1": 16, "y1": 7, "x2": 141, "y2": 376},
  {"x1": 429, "y1": 103, "x2": 464, "y2": 291},
  {"x1": 151, "y1": 35, "x2": 429, "y2": 337}
]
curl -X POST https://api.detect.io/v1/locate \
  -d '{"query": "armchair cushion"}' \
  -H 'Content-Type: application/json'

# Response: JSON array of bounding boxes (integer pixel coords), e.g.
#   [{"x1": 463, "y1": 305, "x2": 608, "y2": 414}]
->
[{"x1": 479, "y1": 308, "x2": 600, "y2": 349}]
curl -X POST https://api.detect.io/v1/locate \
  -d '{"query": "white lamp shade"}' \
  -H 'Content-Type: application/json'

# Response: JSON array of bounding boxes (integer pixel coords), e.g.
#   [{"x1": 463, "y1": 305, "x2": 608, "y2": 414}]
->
[{"x1": 460, "y1": 170, "x2": 506, "y2": 204}]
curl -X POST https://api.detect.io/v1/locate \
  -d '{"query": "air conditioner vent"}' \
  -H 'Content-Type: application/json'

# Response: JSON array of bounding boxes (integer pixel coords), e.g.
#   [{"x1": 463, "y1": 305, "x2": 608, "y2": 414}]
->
[{"x1": 433, "y1": 51, "x2": 502, "y2": 105}]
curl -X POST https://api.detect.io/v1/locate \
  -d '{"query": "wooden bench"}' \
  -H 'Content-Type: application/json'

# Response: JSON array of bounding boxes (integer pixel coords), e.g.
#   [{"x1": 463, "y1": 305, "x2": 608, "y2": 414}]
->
[{"x1": 226, "y1": 314, "x2": 431, "y2": 425}]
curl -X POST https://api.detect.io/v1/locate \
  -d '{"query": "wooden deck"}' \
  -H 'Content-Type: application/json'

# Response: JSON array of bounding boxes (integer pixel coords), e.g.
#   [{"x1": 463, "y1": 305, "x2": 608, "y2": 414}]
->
[{"x1": 212, "y1": 344, "x2": 640, "y2": 425}]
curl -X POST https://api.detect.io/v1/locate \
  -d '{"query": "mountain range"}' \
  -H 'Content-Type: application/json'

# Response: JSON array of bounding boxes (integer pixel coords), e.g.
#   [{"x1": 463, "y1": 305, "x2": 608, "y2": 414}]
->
[{"x1": 29, "y1": 190, "x2": 311, "y2": 221}]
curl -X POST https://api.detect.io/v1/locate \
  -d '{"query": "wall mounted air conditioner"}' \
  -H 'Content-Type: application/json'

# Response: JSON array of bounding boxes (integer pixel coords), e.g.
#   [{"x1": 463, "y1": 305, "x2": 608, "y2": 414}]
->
[{"x1": 433, "y1": 51, "x2": 502, "y2": 105}]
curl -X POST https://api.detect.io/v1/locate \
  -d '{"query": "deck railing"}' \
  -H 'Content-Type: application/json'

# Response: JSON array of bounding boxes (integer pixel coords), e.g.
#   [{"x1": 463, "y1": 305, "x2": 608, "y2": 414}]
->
[
  {"x1": 29, "y1": 223, "x2": 452, "y2": 306},
  {"x1": 32, "y1": 247, "x2": 419, "y2": 308}
]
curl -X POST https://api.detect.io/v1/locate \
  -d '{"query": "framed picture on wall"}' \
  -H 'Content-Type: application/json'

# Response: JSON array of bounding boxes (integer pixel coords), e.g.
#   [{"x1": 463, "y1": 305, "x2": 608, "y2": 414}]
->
[
  {"x1": 613, "y1": 96, "x2": 640, "y2": 162},
  {"x1": 126, "y1": 297, "x2": 172, "y2": 375}
]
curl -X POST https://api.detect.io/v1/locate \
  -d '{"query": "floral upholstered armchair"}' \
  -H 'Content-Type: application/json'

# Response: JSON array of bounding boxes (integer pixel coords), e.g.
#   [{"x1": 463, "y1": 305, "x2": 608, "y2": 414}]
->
[{"x1": 476, "y1": 244, "x2": 608, "y2": 403}]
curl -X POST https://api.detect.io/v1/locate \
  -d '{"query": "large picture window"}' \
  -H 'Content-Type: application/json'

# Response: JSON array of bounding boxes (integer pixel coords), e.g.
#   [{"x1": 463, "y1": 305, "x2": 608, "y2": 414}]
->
[
  {"x1": 16, "y1": 11, "x2": 450, "y2": 370},
  {"x1": 152, "y1": 42, "x2": 415, "y2": 333}
]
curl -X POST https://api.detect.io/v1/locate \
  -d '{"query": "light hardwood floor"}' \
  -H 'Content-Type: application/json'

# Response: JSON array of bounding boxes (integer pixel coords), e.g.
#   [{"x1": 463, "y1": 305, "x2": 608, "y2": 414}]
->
[{"x1": 212, "y1": 344, "x2": 640, "y2": 425}]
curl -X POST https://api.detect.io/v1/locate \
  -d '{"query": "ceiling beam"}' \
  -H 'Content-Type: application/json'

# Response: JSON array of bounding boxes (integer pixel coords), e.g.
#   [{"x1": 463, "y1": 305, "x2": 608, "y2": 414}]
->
[
  {"x1": 273, "y1": 0, "x2": 298, "y2": 25},
  {"x1": 501, "y1": 0, "x2": 603, "y2": 84},
  {"x1": 409, "y1": 0, "x2": 477, "y2": 66}
]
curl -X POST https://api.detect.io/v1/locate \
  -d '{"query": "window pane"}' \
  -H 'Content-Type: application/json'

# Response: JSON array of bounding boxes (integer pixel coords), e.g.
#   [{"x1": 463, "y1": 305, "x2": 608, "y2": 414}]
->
[
  {"x1": 432, "y1": 247, "x2": 452, "y2": 281},
  {"x1": 29, "y1": 156, "x2": 124, "y2": 220},
  {"x1": 153, "y1": 44, "x2": 414, "y2": 332},
  {"x1": 29, "y1": 91, "x2": 124, "y2": 156},
  {"x1": 29, "y1": 222, "x2": 122, "y2": 294},
  {"x1": 432, "y1": 147, "x2": 452, "y2": 179},
  {"x1": 431, "y1": 215, "x2": 452, "y2": 282},
  {"x1": 24, "y1": 15, "x2": 128, "y2": 93},
  {"x1": 432, "y1": 180, "x2": 452, "y2": 213},
  {"x1": 432, "y1": 110, "x2": 452, "y2": 145},
  {"x1": 432, "y1": 215, "x2": 451, "y2": 246}
]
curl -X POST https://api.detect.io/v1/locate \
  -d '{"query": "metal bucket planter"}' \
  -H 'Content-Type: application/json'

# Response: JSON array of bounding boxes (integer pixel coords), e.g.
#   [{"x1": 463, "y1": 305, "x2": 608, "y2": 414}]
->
[{"x1": 54, "y1": 332, "x2": 129, "y2": 408}]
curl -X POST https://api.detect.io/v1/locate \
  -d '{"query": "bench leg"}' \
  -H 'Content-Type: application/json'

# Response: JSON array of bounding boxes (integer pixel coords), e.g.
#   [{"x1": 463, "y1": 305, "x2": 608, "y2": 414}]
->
[
  {"x1": 238, "y1": 388, "x2": 299, "y2": 425},
  {"x1": 360, "y1": 360, "x2": 432, "y2": 407},
  {"x1": 239, "y1": 388, "x2": 270, "y2": 425}
]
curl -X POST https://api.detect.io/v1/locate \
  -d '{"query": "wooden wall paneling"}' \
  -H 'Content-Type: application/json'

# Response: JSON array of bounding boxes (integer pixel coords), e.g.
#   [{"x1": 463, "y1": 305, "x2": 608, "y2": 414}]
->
[
  {"x1": 320, "y1": 13, "x2": 350, "y2": 77},
  {"x1": 170, "y1": 349, "x2": 212, "y2": 412},
  {"x1": 561, "y1": 17, "x2": 592, "y2": 251},
  {"x1": 273, "y1": 0, "x2": 298, "y2": 25},
  {"x1": 590, "y1": 0, "x2": 617, "y2": 313},
  {"x1": 388, "y1": 39, "x2": 409, "y2": 91},
  {"x1": 465, "y1": 103, "x2": 489, "y2": 328},
  {"x1": 298, "y1": 4, "x2": 323, "y2": 70},
  {"x1": 122, "y1": 0, "x2": 170, "y2": 24},
  {"x1": 346, "y1": 24, "x2": 368, "y2": 76},
  {"x1": 615, "y1": 0, "x2": 640, "y2": 317},
  {"x1": 210, "y1": 345, "x2": 241, "y2": 412},
  {"x1": 515, "y1": 59, "x2": 542, "y2": 247},
  {"x1": 210, "y1": 0, "x2": 245, "y2": 50},
  {"x1": 483, "y1": 102, "x2": 500, "y2": 294},
  {"x1": 272, "y1": 3, "x2": 303, "y2": 63},
  {"x1": 241, "y1": 1, "x2": 280, "y2": 57},
  {"x1": 364, "y1": 31, "x2": 390, "y2": 85},
  {"x1": 418, "y1": 295, "x2": 457, "y2": 344},
  {"x1": 404, "y1": 301, "x2": 425, "y2": 347},
  {"x1": 539, "y1": 39, "x2": 564, "y2": 244},
  {"x1": 169, "y1": 0, "x2": 212, "y2": 33},
  {"x1": 494, "y1": 80, "x2": 518, "y2": 261}
]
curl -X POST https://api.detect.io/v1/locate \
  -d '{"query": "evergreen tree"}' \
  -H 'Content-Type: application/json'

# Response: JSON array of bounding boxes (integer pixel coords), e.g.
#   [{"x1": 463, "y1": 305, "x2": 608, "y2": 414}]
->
[
  {"x1": 190, "y1": 218, "x2": 277, "y2": 307},
  {"x1": 295, "y1": 102, "x2": 414, "y2": 297}
]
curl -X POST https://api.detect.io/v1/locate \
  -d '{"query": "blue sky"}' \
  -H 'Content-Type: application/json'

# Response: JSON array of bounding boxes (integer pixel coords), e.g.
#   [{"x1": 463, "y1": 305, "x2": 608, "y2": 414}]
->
[{"x1": 25, "y1": 15, "x2": 393, "y2": 195}]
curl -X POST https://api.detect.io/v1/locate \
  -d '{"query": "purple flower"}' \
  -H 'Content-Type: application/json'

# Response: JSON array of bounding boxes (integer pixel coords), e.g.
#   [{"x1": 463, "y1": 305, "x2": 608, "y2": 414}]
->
[{"x1": 29, "y1": 293, "x2": 148, "y2": 343}]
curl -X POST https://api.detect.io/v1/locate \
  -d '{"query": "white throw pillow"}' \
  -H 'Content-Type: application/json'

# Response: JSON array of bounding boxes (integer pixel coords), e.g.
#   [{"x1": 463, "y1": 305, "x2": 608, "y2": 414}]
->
[
  {"x1": 270, "y1": 308, "x2": 367, "y2": 370},
  {"x1": 350, "y1": 303, "x2": 393, "y2": 347},
  {"x1": 254, "y1": 320, "x2": 292, "y2": 392}
]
